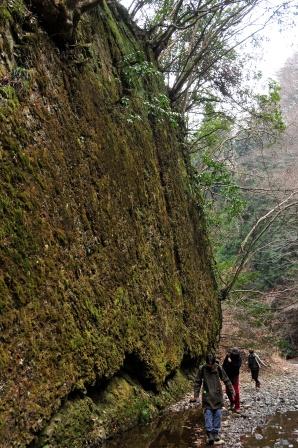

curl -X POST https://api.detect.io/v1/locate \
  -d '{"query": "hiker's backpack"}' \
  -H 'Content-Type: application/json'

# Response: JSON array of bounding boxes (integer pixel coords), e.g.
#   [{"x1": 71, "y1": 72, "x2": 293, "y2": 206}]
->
[{"x1": 248, "y1": 354, "x2": 259, "y2": 369}]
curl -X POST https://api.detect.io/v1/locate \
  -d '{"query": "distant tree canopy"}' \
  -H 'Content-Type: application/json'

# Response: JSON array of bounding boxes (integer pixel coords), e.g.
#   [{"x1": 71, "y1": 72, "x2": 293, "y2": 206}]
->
[
  {"x1": 198, "y1": 53, "x2": 298, "y2": 299},
  {"x1": 127, "y1": 0, "x2": 294, "y2": 113}
]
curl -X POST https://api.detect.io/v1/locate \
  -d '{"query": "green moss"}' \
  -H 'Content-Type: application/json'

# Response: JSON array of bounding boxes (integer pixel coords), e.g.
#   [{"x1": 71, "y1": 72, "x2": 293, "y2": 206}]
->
[
  {"x1": 0, "y1": 2, "x2": 220, "y2": 446},
  {"x1": 102, "y1": 0, "x2": 130, "y2": 53},
  {"x1": 11, "y1": 66, "x2": 35, "y2": 98},
  {"x1": 0, "y1": 345, "x2": 10, "y2": 369},
  {"x1": 7, "y1": 0, "x2": 26, "y2": 20},
  {"x1": 38, "y1": 370, "x2": 191, "y2": 447},
  {"x1": 0, "y1": 6, "x2": 12, "y2": 24},
  {"x1": 174, "y1": 280, "x2": 183, "y2": 297},
  {"x1": 0, "y1": 85, "x2": 19, "y2": 118},
  {"x1": 84, "y1": 297, "x2": 102, "y2": 322},
  {"x1": 69, "y1": 333, "x2": 86, "y2": 351},
  {"x1": 114, "y1": 286, "x2": 129, "y2": 306},
  {"x1": 0, "y1": 85, "x2": 17, "y2": 101},
  {"x1": 38, "y1": 398, "x2": 99, "y2": 448}
]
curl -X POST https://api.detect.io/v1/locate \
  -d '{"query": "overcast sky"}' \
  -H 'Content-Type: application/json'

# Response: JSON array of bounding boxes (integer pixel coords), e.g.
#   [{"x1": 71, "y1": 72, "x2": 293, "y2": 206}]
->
[{"x1": 257, "y1": 21, "x2": 298, "y2": 79}]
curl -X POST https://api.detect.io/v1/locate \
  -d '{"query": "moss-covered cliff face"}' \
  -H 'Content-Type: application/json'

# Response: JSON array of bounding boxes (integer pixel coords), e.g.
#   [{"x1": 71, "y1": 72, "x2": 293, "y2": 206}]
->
[{"x1": 0, "y1": 1, "x2": 220, "y2": 446}]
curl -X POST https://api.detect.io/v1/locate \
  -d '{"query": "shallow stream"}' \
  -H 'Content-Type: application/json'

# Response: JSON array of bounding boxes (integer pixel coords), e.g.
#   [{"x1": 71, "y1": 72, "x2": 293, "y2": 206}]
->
[
  {"x1": 103, "y1": 408, "x2": 298, "y2": 447},
  {"x1": 242, "y1": 410, "x2": 298, "y2": 447},
  {"x1": 103, "y1": 361, "x2": 298, "y2": 447}
]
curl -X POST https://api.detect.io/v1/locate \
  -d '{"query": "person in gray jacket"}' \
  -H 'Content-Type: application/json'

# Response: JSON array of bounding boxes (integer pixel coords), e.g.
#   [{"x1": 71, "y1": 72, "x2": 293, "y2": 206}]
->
[{"x1": 194, "y1": 354, "x2": 235, "y2": 446}]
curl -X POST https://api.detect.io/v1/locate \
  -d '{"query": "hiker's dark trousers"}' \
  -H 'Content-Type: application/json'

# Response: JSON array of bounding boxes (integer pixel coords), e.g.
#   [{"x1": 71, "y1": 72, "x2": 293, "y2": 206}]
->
[{"x1": 251, "y1": 368, "x2": 260, "y2": 387}]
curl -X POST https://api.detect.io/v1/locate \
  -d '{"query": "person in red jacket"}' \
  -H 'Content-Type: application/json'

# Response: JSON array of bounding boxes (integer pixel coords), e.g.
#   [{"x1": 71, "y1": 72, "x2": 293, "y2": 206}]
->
[{"x1": 222, "y1": 347, "x2": 242, "y2": 413}]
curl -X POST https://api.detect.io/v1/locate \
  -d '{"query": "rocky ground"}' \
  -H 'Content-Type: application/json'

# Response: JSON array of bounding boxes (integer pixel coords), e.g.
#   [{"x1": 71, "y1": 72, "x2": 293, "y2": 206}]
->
[
  {"x1": 220, "y1": 367, "x2": 298, "y2": 447},
  {"x1": 104, "y1": 299, "x2": 298, "y2": 448},
  {"x1": 168, "y1": 358, "x2": 298, "y2": 447}
]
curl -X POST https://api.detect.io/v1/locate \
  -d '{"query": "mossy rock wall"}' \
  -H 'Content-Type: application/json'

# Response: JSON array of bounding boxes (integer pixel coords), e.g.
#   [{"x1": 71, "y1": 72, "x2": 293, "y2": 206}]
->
[{"x1": 0, "y1": 1, "x2": 220, "y2": 446}]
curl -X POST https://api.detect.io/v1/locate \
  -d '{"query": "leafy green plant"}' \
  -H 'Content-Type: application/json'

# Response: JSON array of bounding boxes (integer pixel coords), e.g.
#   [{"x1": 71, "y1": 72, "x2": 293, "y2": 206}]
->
[
  {"x1": 122, "y1": 94, "x2": 180, "y2": 126},
  {"x1": 123, "y1": 51, "x2": 162, "y2": 86},
  {"x1": 144, "y1": 94, "x2": 180, "y2": 125},
  {"x1": 241, "y1": 300, "x2": 272, "y2": 327},
  {"x1": 137, "y1": 402, "x2": 152, "y2": 424},
  {"x1": 277, "y1": 338, "x2": 296, "y2": 359},
  {"x1": 121, "y1": 51, "x2": 180, "y2": 125},
  {"x1": 255, "y1": 80, "x2": 286, "y2": 132}
]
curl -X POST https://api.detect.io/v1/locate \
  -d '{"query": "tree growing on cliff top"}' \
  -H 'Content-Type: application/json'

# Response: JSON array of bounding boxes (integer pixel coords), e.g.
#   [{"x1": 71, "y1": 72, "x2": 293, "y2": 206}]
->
[
  {"x1": 126, "y1": 0, "x2": 296, "y2": 111},
  {"x1": 19, "y1": 0, "x2": 296, "y2": 127}
]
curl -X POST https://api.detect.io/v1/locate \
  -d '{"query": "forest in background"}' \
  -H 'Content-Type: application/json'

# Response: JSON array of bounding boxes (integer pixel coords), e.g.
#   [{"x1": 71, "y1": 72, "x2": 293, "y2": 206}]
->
[{"x1": 199, "y1": 52, "x2": 298, "y2": 356}]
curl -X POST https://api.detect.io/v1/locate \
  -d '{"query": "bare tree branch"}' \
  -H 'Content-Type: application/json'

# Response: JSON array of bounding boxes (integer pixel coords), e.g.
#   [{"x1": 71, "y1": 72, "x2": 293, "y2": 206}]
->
[
  {"x1": 240, "y1": 193, "x2": 297, "y2": 252},
  {"x1": 220, "y1": 200, "x2": 298, "y2": 300}
]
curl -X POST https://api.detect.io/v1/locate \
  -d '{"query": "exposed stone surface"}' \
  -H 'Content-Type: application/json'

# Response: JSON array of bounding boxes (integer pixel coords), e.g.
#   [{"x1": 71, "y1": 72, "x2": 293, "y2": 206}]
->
[{"x1": 0, "y1": 1, "x2": 220, "y2": 446}]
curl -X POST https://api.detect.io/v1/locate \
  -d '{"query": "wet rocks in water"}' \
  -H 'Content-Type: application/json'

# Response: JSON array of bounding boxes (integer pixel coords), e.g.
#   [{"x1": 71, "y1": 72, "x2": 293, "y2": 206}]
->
[
  {"x1": 255, "y1": 433, "x2": 263, "y2": 440},
  {"x1": 216, "y1": 371, "x2": 298, "y2": 447}
]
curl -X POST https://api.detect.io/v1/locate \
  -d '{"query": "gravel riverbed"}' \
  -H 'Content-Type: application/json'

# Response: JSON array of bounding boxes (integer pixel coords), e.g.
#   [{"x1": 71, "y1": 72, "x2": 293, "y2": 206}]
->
[{"x1": 168, "y1": 364, "x2": 298, "y2": 447}]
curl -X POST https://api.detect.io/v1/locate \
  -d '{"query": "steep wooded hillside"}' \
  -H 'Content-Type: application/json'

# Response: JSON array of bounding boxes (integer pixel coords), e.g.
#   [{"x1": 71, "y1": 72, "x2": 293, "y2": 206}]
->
[{"x1": 0, "y1": 1, "x2": 220, "y2": 446}]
